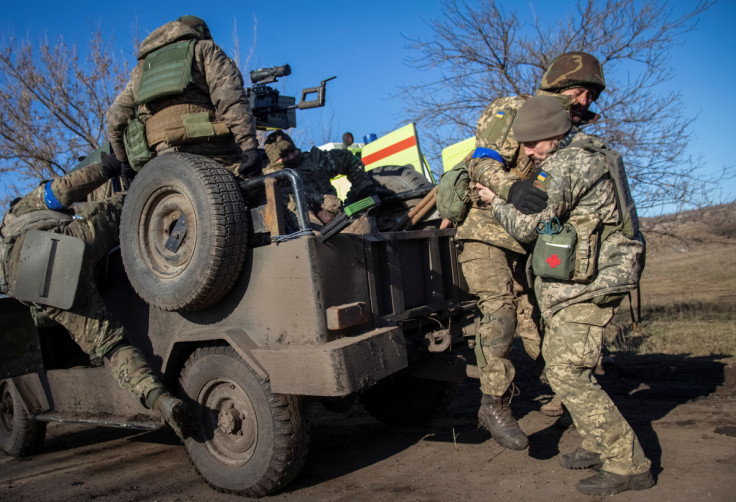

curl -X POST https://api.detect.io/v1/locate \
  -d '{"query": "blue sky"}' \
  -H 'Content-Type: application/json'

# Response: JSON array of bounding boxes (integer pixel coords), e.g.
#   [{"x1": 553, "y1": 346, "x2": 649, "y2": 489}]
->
[{"x1": 2, "y1": 0, "x2": 735, "y2": 209}]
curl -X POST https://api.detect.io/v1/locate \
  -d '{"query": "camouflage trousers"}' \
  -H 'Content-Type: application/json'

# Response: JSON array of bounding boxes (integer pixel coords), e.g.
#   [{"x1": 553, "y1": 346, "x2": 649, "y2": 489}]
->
[
  {"x1": 458, "y1": 241, "x2": 542, "y2": 396},
  {"x1": 11, "y1": 199, "x2": 165, "y2": 407},
  {"x1": 542, "y1": 302, "x2": 651, "y2": 475}
]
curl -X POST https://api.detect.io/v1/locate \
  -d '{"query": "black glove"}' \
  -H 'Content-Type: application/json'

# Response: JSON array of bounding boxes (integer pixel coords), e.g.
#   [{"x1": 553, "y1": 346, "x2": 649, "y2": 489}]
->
[
  {"x1": 238, "y1": 148, "x2": 262, "y2": 178},
  {"x1": 120, "y1": 162, "x2": 137, "y2": 186},
  {"x1": 508, "y1": 179, "x2": 549, "y2": 214},
  {"x1": 101, "y1": 151, "x2": 122, "y2": 179}
]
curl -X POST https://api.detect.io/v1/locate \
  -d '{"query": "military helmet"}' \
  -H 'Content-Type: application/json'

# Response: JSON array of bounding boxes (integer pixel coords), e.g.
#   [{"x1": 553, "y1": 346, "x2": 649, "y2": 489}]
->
[
  {"x1": 176, "y1": 15, "x2": 212, "y2": 39},
  {"x1": 512, "y1": 95, "x2": 571, "y2": 143},
  {"x1": 539, "y1": 52, "x2": 605, "y2": 100},
  {"x1": 264, "y1": 130, "x2": 298, "y2": 165}
]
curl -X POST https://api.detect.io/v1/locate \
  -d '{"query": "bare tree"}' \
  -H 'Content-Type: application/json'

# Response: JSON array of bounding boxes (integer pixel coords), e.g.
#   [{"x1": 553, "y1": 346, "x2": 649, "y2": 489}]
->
[
  {"x1": 400, "y1": 0, "x2": 719, "y2": 212},
  {"x1": 0, "y1": 29, "x2": 128, "y2": 203}
]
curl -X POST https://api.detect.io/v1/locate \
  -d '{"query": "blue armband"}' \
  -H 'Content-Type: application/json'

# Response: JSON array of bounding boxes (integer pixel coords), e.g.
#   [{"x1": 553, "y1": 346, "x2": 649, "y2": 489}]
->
[
  {"x1": 44, "y1": 181, "x2": 64, "y2": 210},
  {"x1": 472, "y1": 148, "x2": 506, "y2": 166}
]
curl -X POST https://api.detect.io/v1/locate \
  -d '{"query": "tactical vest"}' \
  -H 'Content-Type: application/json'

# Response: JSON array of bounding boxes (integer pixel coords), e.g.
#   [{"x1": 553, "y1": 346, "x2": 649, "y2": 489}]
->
[
  {"x1": 476, "y1": 102, "x2": 535, "y2": 180},
  {"x1": 576, "y1": 139, "x2": 641, "y2": 240},
  {"x1": 136, "y1": 39, "x2": 196, "y2": 105}
]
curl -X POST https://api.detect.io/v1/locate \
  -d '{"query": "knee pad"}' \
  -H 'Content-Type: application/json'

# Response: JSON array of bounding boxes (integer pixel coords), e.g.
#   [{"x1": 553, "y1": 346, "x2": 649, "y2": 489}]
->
[{"x1": 480, "y1": 309, "x2": 517, "y2": 358}]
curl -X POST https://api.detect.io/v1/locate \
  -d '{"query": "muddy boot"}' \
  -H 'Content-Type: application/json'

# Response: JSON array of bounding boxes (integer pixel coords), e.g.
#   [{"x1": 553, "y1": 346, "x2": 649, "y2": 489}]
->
[
  {"x1": 576, "y1": 469, "x2": 654, "y2": 496},
  {"x1": 559, "y1": 447, "x2": 603, "y2": 469},
  {"x1": 540, "y1": 394, "x2": 564, "y2": 417},
  {"x1": 478, "y1": 392, "x2": 528, "y2": 450},
  {"x1": 155, "y1": 393, "x2": 193, "y2": 441}
]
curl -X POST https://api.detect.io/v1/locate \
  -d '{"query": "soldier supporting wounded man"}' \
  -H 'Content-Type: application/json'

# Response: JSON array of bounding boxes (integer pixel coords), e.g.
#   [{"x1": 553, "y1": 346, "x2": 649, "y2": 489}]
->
[
  {"x1": 0, "y1": 153, "x2": 191, "y2": 440},
  {"x1": 478, "y1": 95, "x2": 652, "y2": 496},
  {"x1": 443, "y1": 52, "x2": 607, "y2": 451}
]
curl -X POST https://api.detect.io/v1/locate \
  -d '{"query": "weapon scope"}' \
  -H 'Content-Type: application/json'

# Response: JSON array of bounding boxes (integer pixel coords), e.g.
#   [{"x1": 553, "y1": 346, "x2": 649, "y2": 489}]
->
[{"x1": 250, "y1": 64, "x2": 292, "y2": 84}]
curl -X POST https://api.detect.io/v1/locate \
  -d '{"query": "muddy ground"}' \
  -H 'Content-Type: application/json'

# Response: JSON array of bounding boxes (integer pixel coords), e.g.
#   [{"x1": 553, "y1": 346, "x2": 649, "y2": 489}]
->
[{"x1": 2, "y1": 349, "x2": 735, "y2": 501}]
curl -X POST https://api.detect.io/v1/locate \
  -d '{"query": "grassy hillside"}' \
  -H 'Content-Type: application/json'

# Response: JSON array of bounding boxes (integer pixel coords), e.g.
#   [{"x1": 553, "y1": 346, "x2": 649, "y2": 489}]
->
[{"x1": 606, "y1": 203, "x2": 736, "y2": 362}]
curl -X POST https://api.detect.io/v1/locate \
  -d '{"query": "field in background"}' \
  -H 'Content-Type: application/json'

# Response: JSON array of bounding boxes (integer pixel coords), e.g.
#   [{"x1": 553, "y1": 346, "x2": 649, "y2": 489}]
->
[{"x1": 606, "y1": 203, "x2": 736, "y2": 362}]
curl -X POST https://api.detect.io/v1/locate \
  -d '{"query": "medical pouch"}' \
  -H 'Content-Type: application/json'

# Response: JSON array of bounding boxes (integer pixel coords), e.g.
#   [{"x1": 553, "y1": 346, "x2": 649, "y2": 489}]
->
[{"x1": 532, "y1": 219, "x2": 576, "y2": 280}]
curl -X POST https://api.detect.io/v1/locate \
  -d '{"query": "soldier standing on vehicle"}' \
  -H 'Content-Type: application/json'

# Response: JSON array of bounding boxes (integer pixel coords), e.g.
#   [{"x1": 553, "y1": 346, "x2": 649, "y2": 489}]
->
[
  {"x1": 263, "y1": 130, "x2": 391, "y2": 228},
  {"x1": 446, "y1": 52, "x2": 607, "y2": 450},
  {"x1": 106, "y1": 15, "x2": 261, "y2": 179},
  {"x1": 0, "y1": 155, "x2": 190, "y2": 440},
  {"x1": 478, "y1": 95, "x2": 652, "y2": 496}
]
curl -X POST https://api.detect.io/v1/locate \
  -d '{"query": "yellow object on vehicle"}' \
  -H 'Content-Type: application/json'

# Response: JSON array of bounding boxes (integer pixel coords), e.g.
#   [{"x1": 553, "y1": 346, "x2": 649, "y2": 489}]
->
[
  {"x1": 328, "y1": 123, "x2": 435, "y2": 199},
  {"x1": 441, "y1": 136, "x2": 474, "y2": 172}
]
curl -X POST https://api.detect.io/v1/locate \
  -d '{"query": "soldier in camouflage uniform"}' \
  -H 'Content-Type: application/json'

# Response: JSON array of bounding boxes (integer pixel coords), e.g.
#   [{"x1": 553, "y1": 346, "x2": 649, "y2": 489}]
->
[
  {"x1": 106, "y1": 15, "x2": 260, "y2": 178},
  {"x1": 262, "y1": 130, "x2": 388, "y2": 228},
  {"x1": 453, "y1": 53, "x2": 606, "y2": 451},
  {"x1": 0, "y1": 156, "x2": 190, "y2": 440},
  {"x1": 481, "y1": 95, "x2": 652, "y2": 496}
]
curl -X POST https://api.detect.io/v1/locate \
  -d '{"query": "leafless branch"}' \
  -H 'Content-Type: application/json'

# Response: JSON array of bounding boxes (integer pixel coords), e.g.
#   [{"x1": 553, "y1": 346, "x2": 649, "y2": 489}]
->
[{"x1": 398, "y1": 0, "x2": 718, "y2": 212}]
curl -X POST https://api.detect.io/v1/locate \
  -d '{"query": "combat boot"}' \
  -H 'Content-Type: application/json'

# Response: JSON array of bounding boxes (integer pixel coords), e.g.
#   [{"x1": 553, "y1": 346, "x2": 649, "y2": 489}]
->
[
  {"x1": 576, "y1": 469, "x2": 654, "y2": 496},
  {"x1": 478, "y1": 392, "x2": 528, "y2": 450},
  {"x1": 155, "y1": 393, "x2": 193, "y2": 441},
  {"x1": 559, "y1": 447, "x2": 603, "y2": 469}
]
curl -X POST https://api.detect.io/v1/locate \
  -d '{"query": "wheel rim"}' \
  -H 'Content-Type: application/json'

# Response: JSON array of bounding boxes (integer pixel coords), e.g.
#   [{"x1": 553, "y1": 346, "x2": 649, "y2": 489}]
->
[
  {"x1": 197, "y1": 376, "x2": 258, "y2": 467},
  {"x1": 0, "y1": 382, "x2": 15, "y2": 436},
  {"x1": 138, "y1": 186, "x2": 198, "y2": 279}
]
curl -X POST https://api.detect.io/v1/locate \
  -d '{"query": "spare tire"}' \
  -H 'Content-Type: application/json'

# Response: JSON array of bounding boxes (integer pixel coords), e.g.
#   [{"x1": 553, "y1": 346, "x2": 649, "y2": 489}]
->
[{"x1": 120, "y1": 153, "x2": 248, "y2": 311}]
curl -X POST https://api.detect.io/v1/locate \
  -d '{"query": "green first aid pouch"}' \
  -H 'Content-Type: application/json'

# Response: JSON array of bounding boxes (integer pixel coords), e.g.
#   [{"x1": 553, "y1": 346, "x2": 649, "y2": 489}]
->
[
  {"x1": 124, "y1": 117, "x2": 155, "y2": 171},
  {"x1": 533, "y1": 217, "x2": 576, "y2": 280},
  {"x1": 436, "y1": 161, "x2": 470, "y2": 224}
]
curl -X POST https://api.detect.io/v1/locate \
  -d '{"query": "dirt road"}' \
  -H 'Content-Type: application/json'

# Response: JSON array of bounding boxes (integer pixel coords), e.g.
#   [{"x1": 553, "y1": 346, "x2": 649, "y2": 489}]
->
[{"x1": 2, "y1": 352, "x2": 735, "y2": 501}]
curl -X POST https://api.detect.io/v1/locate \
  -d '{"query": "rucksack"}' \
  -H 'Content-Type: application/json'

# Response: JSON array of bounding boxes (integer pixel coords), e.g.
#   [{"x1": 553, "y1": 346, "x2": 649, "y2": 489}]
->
[{"x1": 436, "y1": 161, "x2": 470, "y2": 224}]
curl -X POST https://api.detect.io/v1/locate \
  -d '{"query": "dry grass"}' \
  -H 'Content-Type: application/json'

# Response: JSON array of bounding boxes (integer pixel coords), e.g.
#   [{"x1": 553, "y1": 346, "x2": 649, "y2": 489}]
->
[{"x1": 605, "y1": 206, "x2": 736, "y2": 363}]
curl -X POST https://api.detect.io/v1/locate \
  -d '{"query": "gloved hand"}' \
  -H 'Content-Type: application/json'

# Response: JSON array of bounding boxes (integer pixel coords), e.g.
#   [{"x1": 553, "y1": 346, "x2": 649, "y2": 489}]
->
[
  {"x1": 508, "y1": 179, "x2": 549, "y2": 214},
  {"x1": 101, "y1": 152, "x2": 123, "y2": 179},
  {"x1": 238, "y1": 148, "x2": 263, "y2": 178},
  {"x1": 121, "y1": 162, "x2": 137, "y2": 182}
]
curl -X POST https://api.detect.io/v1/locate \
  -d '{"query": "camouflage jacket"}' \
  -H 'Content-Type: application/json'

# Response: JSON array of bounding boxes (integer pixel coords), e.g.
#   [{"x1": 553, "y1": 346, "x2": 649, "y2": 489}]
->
[
  {"x1": 265, "y1": 147, "x2": 370, "y2": 214},
  {"x1": 106, "y1": 21, "x2": 258, "y2": 163},
  {"x1": 491, "y1": 132, "x2": 644, "y2": 318}
]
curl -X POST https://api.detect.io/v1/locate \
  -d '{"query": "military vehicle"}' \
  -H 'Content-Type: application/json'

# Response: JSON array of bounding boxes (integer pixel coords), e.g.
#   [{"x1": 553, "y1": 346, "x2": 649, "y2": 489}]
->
[{"x1": 0, "y1": 66, "x2": 477, "y2": 497}]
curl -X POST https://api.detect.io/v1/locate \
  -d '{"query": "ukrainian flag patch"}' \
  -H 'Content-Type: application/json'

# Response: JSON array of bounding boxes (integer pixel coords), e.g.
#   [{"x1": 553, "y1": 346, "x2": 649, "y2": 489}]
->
[
  {"x1": 494, "y1": 111, "x2": 505, "y2": 119},
  {"x1": 537, "y1": 172, "x2": 548, "y2": 183}
]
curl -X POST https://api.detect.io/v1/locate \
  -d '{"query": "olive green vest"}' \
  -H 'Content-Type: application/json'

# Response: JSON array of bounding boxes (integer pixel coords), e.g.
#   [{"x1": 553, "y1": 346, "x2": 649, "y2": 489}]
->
[{"x1": 136, "y1": 39, "x2": 196, "y2": 105}]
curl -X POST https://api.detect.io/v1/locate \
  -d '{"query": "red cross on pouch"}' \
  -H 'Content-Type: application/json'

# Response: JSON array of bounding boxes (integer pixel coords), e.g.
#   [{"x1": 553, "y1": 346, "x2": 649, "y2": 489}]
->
[{"x1": 547, "y1": 255, "x2": 561, "y2": 268}]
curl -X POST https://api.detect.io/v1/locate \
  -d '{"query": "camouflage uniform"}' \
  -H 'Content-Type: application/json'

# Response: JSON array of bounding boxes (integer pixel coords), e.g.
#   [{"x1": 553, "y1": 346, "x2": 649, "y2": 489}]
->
[
  {"x1": 0, "y1": 163, "x2": 168, "y2": 408},
  {"x1": 491, "y1": 130, "x2": 650, "y2": 476},
  {"x1": 263, "y1": 131, "x2": 374, "y2": 229},
  {"x1": 106, "y1": 20, "x2": 258, "y2": 176},
  {"x1": 457, "y1": 94, "x2": 547, "y2": 397},
  {"x1": 265, "y1": 147, "x2": 371, "y2": 221}
]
